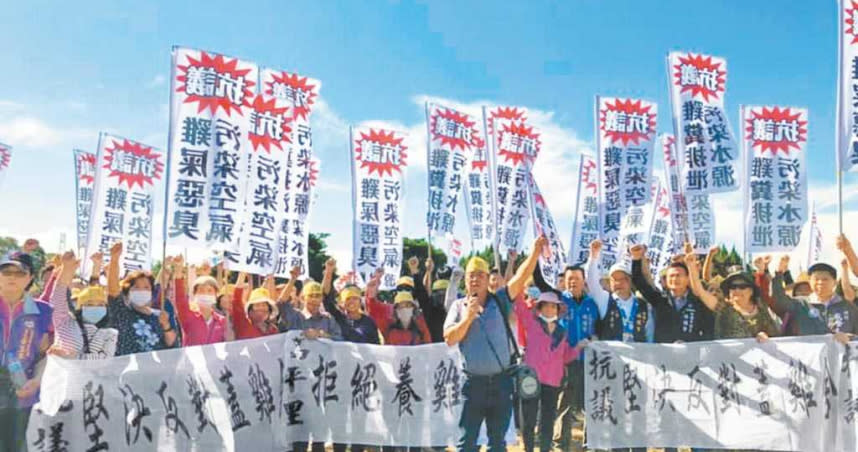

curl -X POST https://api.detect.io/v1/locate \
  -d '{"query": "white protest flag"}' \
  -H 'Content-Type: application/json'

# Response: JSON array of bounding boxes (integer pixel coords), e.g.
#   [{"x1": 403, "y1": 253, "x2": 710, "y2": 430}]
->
[
  {"x1": 166, "y1": 47, "x2": 258, "y2": 251},
  {"x1": 351, "y1": 126, "x2": 408, "y2": 290},
  {"x1": 259, "y1": 69, "x2": 322, "y2": 278},
  {"x1": 227, "y1": 94, "x2": 295, "y2": 275},
  {"x1": 838, "y1": 0, "x2": 858, "y2": 172},
  {"x1": 661, "y1": 133, "x2": 714, "y2": 253},
  {"x1": 73, "y1": 149, "x2": 97, "y2": 251},
  {"x1": 585, "y1": 336, "x2": 851, "y2": 451},
  {"x1": 808, "y1": 202, "x2": 823, "y2": 265},
  {"x1": 463, "y1": 111, "x2": 494, "y2": 252},
  {"x1": 667, "y1": 51, "x2": 740, "y2": 194},
  {"x1": 425, "y1": 103, "x2": 482, "y2": 257},
  {"x1": 618, "y1": 182, "x2": 658, "y2": 264},
  {"x1": 568, "y1": 153, "x2": 600, "y2": 265},
  {"x1": 0, "y1": 142, "x2": 11, "y2": 190},
  {"x1": 742, "y1": 105, "x2": 809, "y2": 253},
  {"x1": 596, "y1": 96, "x2": 657, "y2": 269},
  {"x1": 487, "y1": 106, "x2": 540, "y2": 255},
  {"x1": 529, "y1": 176, "x2": 567, "y2": 286},
  {"x1": 645, "y1": 179, "x2": 674, "y2": 282},
  {"x1": 84, "y1": 133, "x2": 163, "y2": 275}
]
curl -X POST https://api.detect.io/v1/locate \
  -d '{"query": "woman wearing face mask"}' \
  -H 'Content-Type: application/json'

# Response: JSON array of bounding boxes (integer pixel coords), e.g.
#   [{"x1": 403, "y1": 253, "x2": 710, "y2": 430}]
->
[
  {"x1": 364, "y1": 270, "x2": 431, "y2": 346},
  {"x1": 515, "y1": 290, "x2": 587, "y2": 452},
  {"x1": 47, "y1": 251, "x2": 118, "y2": 360},
  {"x1": 171, "y1": 256, "x2": 227, "y2": 346},
  {"x1": 106, "y1": 242, "x2": 178, "y2": 355}
]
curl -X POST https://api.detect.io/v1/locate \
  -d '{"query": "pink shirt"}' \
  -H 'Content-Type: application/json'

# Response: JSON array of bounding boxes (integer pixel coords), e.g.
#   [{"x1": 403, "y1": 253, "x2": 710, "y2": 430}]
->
[
  {"x1": 175, "y1": 278, "x2": 226, "y2": 346},
  {"x1": 514, "y1": 297, "x2": 579, "y2": 387}
]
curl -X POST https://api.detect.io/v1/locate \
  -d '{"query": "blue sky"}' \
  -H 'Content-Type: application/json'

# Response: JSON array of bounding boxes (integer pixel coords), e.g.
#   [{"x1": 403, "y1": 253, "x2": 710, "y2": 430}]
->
[{"x1": 0, "y1": 1, "x2": 855, "y2": 269}]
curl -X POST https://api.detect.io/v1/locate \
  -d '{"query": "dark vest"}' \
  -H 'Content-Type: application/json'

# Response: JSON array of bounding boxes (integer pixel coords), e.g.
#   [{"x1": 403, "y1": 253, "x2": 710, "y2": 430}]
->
[
  {"x1": 653, "y1": 292, "x2": 714, "y2": 343},
  {"x1": 597, "y1": 295, "x2": 649, "y2": 342}
]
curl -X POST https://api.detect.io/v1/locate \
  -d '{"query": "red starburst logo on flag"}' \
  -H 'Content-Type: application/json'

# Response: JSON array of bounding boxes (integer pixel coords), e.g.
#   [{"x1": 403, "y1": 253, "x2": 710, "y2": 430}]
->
[
  {"x1": 247, "y1": 95, "x2": 293, "y2": 153},
  {"x1": 599, "y1": 99, "x2": 656, "y2": 146},
  {"x1": 77, "y1": 153, "x2": 97, "y2": 185},
  {"x1": 0, "y1": 146, "x2": 10, "y2": 171},
  {"x1": 263, "y1": 71, "x2": 318, "y2": 121},
  {"x1": 308, "y1": 158, "x2": 320, "y2": 188},
  {"x1": 102, "y1": 139, "x2": 164, "y2": 189},
  {"x1": 430, "y1": 108, "x2": 482, "y2": 151},
  {"x1": 497, "y1": 122, "x2": 540, "y2": 165},
  {"x1": 673, "y1": 53, "x2": 726, "y2": 102},
  {"x1": 745, "y1": 106, "x2": 807, "y2": 156},
  {"x1": 581, "y1": 157, "x2": 598, "y2": 195},
  {"x1": 176, "y1": 51, "x2": 255, "y2": 116},
  {"x1": 662, "y1": 135, "x2": 678, "y2": 168},
  {"x1": 355, "y1": 129, "x2": 408, "y2": 177},
  {"x1": 846, "y1": 1, "x2": 858, "y2": 44},
  {"x1": 488, "y1": 106, "x2": 527, "y2": 136},
  {"x1": 657, "y1": 187, "x2": 671, "y2": 218}
]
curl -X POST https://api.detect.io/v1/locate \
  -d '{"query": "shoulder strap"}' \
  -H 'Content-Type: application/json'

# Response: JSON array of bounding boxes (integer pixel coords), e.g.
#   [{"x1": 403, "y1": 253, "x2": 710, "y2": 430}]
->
[
  {"x1": 490, "y1": 293, "x2": 521, "y2": 364},
  {"x1": 75, "y1": 314, "x2": 91, "y2": 355}
]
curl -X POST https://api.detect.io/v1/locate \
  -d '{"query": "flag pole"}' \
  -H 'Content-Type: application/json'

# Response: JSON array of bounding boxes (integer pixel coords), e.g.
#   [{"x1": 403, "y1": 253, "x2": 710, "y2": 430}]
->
[
  {"x1": 424, "y1": 102, "x2": 434, "y2": 263},
  {"x1": 483, "y1": 106, "x2": 503, "y2": 271}
]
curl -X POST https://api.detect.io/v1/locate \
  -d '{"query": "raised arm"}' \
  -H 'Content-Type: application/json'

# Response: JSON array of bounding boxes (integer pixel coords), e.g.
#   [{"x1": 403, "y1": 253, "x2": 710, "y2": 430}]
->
[
  {"x1": 49, "y1": 252, "x2": 82, "y2": 357},
  {"x1": 107, "y1": 242, "x2": 122, "y2": 298},
  {"x1": 423, "y1": 258, "x2": 434, "y2": 298},
  {"x1": 702, "y1": 246, "x2": 718, "y2": 282},
  {"x1": 279, "y1": 266, "x2": 302, "y2": 303},
  {"x1": 842, "y1": 258, "x2": 856, "y2": 303},
  {"x1": 170, "y1": 256, "x2": 194, "y2": 331},
  {"x1": 321, "y1": 258, "x2": 335, "y2": 296},
  {"x1": 508, "y1": 236, "x2": 547, "y2": 300},
  {"x1": 39, "y1": 263, "x2": 60, "y2": 301},
  {"x1": 838, "y1": 234, "x2": 858, "y2": 278},
  {"x1": 770, "y1": 255, "x2": 797, "y2": 317},
  {"x1": 231, "y1": 272, "x2": 254, "y2": 338},
  {"x1": 504, "y1": 250, "x2": 518, "y2": 284},
  {"x1": 754, "y1": 256, "x2": 775, "y2": 311},
  {"x1": 585, "y1": 239, "x2": 610, "y2": 318},
  {"x1": 685, "y1": 253, "x2": 719, "y2": 311},
  {"x1": 629, "y1": 244, "x2": 666, "y2": 307},
  {"x1": 89, "y1": 252, "x2": 104, "y2": 286}
]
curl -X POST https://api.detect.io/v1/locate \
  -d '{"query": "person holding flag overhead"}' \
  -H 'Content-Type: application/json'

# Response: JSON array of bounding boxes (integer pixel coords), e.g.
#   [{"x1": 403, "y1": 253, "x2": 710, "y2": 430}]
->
[{"x1": 443, "y1": 235, "x2": 546, "y2": 452}]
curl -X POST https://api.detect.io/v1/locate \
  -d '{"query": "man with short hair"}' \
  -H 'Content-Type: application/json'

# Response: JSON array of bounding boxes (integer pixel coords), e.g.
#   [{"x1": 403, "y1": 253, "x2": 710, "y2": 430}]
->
[
  {"x1": 630, "y1": 244, "x2": 714, "y2": 343},
  {"x1": 444, "y1": 236, "x2": 545, "y2": 452},
  {"x1": 0, "y1": 251, "x2": 54, "y2": 452}
]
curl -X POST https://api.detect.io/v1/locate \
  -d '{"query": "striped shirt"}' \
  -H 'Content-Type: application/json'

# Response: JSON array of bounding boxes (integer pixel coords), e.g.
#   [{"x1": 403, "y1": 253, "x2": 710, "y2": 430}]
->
[{"x1": 49, "y1": 282, "x2": 117, "y2": 359}]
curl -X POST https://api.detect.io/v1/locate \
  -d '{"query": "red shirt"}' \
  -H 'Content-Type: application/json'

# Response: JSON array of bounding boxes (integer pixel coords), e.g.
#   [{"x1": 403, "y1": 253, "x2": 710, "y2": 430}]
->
[
  {"x1": 231, "y1": 287, "x2": 279, "y2": 339},
  {"x1": 366, "y1": 296, "x2": 431, "y2": 345},
  {"x1": 174, "y1": 278, "x2": 226, "y2": 346}
]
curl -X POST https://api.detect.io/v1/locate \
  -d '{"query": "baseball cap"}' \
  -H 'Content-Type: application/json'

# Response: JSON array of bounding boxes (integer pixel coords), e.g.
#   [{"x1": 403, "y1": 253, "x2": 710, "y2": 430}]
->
[{"x1": 0, "y1": 251, "x2": 34, "y2": 274}]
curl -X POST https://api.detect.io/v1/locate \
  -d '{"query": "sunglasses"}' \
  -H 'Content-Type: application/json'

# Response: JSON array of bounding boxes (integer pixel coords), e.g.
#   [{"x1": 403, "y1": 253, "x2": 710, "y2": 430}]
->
[{"x1": 729, "y1": 284, "x2": 753, "y2": 291}]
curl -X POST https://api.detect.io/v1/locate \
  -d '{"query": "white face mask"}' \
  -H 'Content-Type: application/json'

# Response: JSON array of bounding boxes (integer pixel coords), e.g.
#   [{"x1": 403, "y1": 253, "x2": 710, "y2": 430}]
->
[
  {"x1": 539, "y1": 314, "x2": 558, "y2": 323},
  {"x1": 397, "y1": 307, "x2": 414, "y2": 324},
  {"x1": 128, "y1": 290, "x2": 152, "y2": 307},
  {"x1": 195, "y1": 294, "x2": 216, "y2": 307},
  {"x1": 81, "y1": 306, "x2": 107, "y2": 324}
]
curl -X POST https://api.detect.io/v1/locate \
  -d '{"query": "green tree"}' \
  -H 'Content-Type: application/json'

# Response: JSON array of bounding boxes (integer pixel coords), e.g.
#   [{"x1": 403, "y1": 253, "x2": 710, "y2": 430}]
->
[
  {"x1": 400, "y1": 237, "x2": 447, "y2": 275},
  {"x1": 308, "y1": 232, "x2": 333, "y2": 281}
]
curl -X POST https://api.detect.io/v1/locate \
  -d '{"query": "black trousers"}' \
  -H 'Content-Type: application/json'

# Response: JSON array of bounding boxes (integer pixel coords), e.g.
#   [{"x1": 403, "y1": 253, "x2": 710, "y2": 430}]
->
[{"x1": 522, "y1": 384, "x2": 561, "y2": 452}]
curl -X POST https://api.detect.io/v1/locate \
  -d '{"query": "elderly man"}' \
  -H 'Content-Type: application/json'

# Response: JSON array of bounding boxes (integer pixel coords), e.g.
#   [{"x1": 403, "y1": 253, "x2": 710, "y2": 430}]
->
[{"x1": 444, "y1": 236, "x2": 546, "y2": 452}]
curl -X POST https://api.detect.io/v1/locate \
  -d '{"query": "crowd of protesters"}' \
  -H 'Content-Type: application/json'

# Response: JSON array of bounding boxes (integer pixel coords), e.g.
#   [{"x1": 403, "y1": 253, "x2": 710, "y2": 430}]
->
[{"x1": 2, "y1": 233, "x2": 858, "y2": 452}]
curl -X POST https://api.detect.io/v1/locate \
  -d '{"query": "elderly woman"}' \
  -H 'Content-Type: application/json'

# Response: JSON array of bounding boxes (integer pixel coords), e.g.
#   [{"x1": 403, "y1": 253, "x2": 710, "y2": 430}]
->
[
  {"x1": 172, "y1": 256, "x2": 227, "y2": 346},
  {"x1": 48, "y1": 251, "x2": 117, "y2": 360}
]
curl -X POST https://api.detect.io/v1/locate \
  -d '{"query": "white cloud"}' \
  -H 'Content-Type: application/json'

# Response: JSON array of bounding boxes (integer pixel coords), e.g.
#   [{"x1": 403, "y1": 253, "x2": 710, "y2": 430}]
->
[
  {"x1": 0, "y1": 116, "x2": 92, "y2": 148},
  {"x1": 147, "y1": 74, "x2": 167, "y2": 88}
]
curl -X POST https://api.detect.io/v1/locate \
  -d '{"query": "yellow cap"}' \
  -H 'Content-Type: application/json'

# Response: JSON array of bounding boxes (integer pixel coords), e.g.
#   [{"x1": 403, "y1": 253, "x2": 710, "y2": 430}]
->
[
  {"x1": 218, "y1": 284, "x2": 235, "y2": 297},
  {"x1": 393, "y1": 291, "x2": 415, "y2": 306},
  {"x1": 465, "y1": 257, "x2": 490, "y2": 274},
  {"x1": 70, "y1": 288, "x2": 82, "y2": 299},
  {"x1": 339, "y1": 286, "x2": 362, "y2": 302},
  {"x1": 75, "y1": 286, "x2": 107, "y2": 308},
  {"x1": 396, "y1": 276, "x2": 415, "y2": 288},
  {"x1": 302, "y1": 281, "x2": 323, "y2": 297},
  {"x1": 247, "y1": 288, "x2": 278, "y2": 319},
  {"x1": 431, "y1": 279, "x2": 449, "y2": 291}
]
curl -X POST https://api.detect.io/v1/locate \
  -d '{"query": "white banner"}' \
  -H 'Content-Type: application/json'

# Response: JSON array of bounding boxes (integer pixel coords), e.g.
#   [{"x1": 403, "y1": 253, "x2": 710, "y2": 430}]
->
[
  {"x1": 618, "y1": 182, "x2": 658, "y2": 267},
  {"x1": 667, "y1": 51, "x2": 740, "y2": 194},
  {"x1": 463, "y1": 111, "x2": 494, "y2": 252},
  {"x1": 568, "y1": 153, "x2": 600, "y2": 265},
  {"x1": 260, "y1": 69, "x2": 322, "y2": 279},
  {"x1": 687, "y1": 193, "x2": 716, "y2": 253},
  {"x1": 838, "y1": 0, "x2": 858, "y2": 172},
  {"x1": 85, "y1": 133, "x2": 163, "y2": 275},
  {"x1": 584, "y1": 336, "x2": 858, "y2": 451},
  {"x1": 27, "y1": 332, "x2": 499, "y2": 451},
  {"x1": 227, "y1": 94, "x2": 295, "y2": 275},
  {"x1": 350, "y1": 126, "x2": 408, "y2": 290},
  {"x1": 742, "y1": 105, "x2": 809, "y2": 253},
  {"x1": 487, "y1": 106, "x2": 540, "y2": 254},
  {"x1": 166, "y1": 47, "x2": 257, "y2": 251},
  {"x1": 74, "y1": 149, "x2": 97, "y2": 251},
  {"x1": 529, "y1": 176, "x2": 566, "y2": 287},
  {"x1": 646, "y1": 179, "x2": 674, "y2": 282},
  {"x1": 0, "y1": 142, "x2": 11, "y2": 190},
  {"x1": 808, "y1": 202, "x2": 823, "y2": 266},
  {"x1": 596, "y1": 96, "x2": 657, "y2": 270},
  {"x1": 661, "y1": 134, "x2": 687, "y2": 251},
  {"x1": 425, "y1": 103, "x2": 480, "y2": 257}
]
